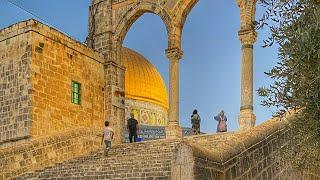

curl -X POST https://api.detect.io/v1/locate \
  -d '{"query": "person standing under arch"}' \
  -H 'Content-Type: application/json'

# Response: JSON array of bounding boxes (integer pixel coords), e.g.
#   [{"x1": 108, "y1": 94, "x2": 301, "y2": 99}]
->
[
  {"x1": 214, "y1": 110, "x2": 227, "y2": 133},
  {"x1": 127, "y1": 113, "x2": 139, "y2": 143},
  {"x1": 191, "y1": 109, "x2": 201, "y2": 135}
]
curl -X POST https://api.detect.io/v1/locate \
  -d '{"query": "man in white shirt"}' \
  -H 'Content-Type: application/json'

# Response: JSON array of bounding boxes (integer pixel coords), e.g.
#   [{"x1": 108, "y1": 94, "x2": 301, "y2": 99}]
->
[{"x1": 101, "y1": 121, "x2": 114, "y2": 156}]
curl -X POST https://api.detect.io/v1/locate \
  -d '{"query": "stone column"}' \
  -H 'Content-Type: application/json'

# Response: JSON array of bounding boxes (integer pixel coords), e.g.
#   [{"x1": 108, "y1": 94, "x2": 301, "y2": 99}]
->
[
  {"x1": 238, "y1": 29, "x2": 257, "y2": 131},
  {"x1": 88, "y1": 0, "x2": 126, "y2": 144},
  {"x1": 165, "y1": 48, "x2": 183, "y2": 139},
  {"x1": 104, "y1": 61, "x2": 126, "y2": 145}
]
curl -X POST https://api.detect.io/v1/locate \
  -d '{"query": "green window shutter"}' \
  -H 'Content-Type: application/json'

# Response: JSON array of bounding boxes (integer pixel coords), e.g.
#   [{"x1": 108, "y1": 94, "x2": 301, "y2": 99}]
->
[{"x1": 71, "y1": 81, "x2": 81, "y2": 105}]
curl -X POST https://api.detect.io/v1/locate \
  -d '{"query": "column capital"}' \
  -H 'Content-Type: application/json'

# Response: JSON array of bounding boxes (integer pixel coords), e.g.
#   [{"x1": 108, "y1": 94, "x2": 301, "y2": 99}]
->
[
  {"x1": 238, "y1": 29, "x2": 257, "y2": 46},
  {"x1": 165, "y1": 48, "x2": 183, "y2": 62}
]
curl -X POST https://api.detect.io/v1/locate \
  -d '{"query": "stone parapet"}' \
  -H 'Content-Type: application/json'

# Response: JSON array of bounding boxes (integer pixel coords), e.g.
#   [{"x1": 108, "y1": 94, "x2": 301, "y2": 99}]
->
[
  {"x1": 0, "y1": 19, "x2": 104, "y2": 62},
  {"x1": 185, "y1": 114, "x2": 319, "y2": 179},
  {"x1": 0, "y1": 128, "x2": 101, "y2": 179}
]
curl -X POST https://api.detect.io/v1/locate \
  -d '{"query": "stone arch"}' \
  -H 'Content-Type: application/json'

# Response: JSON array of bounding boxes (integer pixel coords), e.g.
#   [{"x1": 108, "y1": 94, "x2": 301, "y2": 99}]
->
[
  {"x1": 89, "y1": 0, "x2": 258, "y2": 142},
  {"x1": 167, "y1": 0, "x2": 198, "y2": 49},
  {"x1": 113, "y1": 2, "x2": 172, "y2": 47},
  {"x1": 172, "y1": 0, "x2": 198, "y2": 28}
]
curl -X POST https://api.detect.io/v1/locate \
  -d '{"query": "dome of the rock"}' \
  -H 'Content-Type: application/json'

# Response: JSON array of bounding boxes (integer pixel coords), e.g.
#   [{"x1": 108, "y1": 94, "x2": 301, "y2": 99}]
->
[{"x1": 121, "y1": 47, "x2": 168, "y2": 126}]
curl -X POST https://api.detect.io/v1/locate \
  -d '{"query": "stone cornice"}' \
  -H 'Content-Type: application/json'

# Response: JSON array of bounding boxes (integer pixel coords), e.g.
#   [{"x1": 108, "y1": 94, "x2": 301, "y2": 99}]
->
[
  {"x1": 104, "y1": 61, "x2": 126, "y2": 71},
  {"x1": 165, "y1": 48, "x2": 183, "y2": 62},
  {"x1": 240, "y1": 105, "x2": 254, "y2": 110},
  {"x1": 238, "y1": 28, "x2": 257, "y2": 45}
]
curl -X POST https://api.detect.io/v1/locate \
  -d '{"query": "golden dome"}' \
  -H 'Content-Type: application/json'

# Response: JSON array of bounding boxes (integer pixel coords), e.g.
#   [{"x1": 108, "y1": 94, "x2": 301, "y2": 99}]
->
[{"x1": 121, "y1": 47, "x2": 169, "y2": 110}]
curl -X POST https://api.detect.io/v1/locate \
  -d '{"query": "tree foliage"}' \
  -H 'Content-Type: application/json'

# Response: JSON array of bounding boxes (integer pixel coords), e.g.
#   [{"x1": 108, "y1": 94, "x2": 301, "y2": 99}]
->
[{"x1": 256, "y1": 0, "x2": 320, "y2": 170}]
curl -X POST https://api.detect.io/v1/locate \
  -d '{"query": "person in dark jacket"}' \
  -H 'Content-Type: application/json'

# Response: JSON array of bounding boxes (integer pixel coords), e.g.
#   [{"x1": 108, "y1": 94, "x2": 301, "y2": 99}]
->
[
  {"x1": 127, "y1": 113, "x2": 139, "y2": 143},
  {"x1": 191, "y1": 109, "x2": 201, "y2": 135}
]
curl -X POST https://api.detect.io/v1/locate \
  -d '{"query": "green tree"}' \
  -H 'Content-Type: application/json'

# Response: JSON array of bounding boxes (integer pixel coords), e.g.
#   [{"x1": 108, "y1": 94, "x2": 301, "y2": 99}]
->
[{"x1": 257, "y1": 0, "x2": 320, "y2": 170}]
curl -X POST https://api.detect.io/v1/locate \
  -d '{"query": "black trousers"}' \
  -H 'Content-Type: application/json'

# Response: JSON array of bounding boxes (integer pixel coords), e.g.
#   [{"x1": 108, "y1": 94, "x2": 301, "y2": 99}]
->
[{"x1": 129, "y1": 131, "x2": 137, "y2": 143}]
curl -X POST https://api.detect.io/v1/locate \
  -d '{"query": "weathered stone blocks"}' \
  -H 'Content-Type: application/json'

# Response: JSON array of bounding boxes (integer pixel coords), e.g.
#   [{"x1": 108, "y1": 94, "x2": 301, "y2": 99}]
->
[
  {"x1": 0, "y1": 21, "x2": 32, "y2": 146},
  {"x1": 0, "y1": 128, "x2": 100, "y2": 179},
  {"x1": 0, "y1": 19, "x2": 105, "y2": 147}
]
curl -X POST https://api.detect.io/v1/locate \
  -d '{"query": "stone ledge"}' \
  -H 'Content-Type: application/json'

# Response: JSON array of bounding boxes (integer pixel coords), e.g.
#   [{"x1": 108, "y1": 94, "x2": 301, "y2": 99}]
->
[
  {"x1": 187, "y1": 113, "x2": 294, "y2": 164},
  {"x1": 0, "y1": 128, "x2": 101, "y2": 179},
  {"x1": 0, "y1": 19, "x2": 104, "y2": 63},
  {"x1": 180, "y1": 112, "x2": 305, "y2": 179},
  {"x1": 0, "y1": 135, "x2": 31, "y2": 147},
  {"x1": 186, "y1": 141, "x2": 224, "y2": 164}
]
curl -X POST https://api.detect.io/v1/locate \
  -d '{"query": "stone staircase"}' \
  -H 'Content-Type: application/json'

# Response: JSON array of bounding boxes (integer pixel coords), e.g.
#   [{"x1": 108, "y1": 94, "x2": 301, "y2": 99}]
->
[
  {"x1": 8, "y1": 119, "x2": 320, "y2": 180},
  {"x1": 16, "y1": 139, "x2": 183, "y2": 180}
]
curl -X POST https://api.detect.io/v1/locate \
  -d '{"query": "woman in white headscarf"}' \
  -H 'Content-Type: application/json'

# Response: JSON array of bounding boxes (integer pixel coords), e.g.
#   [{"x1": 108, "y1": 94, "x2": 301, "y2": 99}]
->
[{"x1": 214, "y1": 110, "x2": 227, "y2": 132}]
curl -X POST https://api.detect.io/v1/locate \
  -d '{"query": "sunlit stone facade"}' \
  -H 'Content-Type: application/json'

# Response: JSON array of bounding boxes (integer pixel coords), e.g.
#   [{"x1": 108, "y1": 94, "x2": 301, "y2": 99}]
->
[
  {"x1": 0, "y1": 20, "x2": 105, "y2": 147},
  {"x1": 0, "y1": 20, "x2": 170, "y2": 147}
]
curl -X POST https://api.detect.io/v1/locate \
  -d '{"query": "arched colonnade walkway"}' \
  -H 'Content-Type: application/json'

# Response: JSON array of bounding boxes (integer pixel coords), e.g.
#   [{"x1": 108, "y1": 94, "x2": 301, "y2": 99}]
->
[{"x1": 87, "y1": 0, "x2": 258, "y2": 144}]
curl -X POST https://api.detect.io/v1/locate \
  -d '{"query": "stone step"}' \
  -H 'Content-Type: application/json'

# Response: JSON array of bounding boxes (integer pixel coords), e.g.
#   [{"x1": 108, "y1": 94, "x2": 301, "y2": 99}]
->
[
  {"x1": 35, "y1": 159, "x2": 171, "y2": 173},
  {"x1": 17, "y1": 140, "x2": 181, "y2": 179}
]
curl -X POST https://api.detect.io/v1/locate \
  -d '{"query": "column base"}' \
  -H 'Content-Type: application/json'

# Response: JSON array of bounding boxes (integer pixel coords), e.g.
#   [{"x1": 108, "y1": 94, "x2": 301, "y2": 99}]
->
[
  {"x1": 238, "y1": 109, "x2": 256, "y2": 131},
  {"x1": 165, "y1": 124, "x2": 183, "y2": 139}
]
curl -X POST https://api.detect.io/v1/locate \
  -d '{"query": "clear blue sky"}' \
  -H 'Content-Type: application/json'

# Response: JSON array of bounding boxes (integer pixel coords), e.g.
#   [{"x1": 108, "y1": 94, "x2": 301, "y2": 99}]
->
[{"x1": 0, "y1": 0, "x2": 278, "y2": 133}]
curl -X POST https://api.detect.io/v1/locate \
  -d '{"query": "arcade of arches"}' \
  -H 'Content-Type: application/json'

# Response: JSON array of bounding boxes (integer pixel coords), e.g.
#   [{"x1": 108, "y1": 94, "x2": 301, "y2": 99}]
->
[{"x1": 87, "y1": 0, "x2": 258, "y2": 144}]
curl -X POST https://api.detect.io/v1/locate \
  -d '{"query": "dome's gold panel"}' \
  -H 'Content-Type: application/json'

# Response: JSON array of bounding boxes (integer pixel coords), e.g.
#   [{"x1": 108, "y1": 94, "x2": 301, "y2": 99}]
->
[{"x1": 121, "y1": 48, "x2": 169, "y2": 110}]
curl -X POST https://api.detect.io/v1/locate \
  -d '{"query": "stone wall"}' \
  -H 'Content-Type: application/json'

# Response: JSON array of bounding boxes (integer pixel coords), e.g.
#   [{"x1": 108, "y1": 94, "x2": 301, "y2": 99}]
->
[
  {"x1": 187, "y1": 119, "x2": 289, "y2": 180},
  {"x1": 211, "y1": 120, "x2": 288, "y2": 179},
  {"x1": 0, "y1": 128, "x2": 100, "y2": 179},
  {"x1": 17, "y1": 139, "x2": 182, "y2": 179},
  {"x1": 0, "y1": 19, "x2": 106, "y2": 145},
  {"x1": 183, "y1": 117, "x2": 320, "y2": 180},
  {"x1": 29, "y1": 20, "x2": 105, "y2": 137},
  {"x1": 0, "y1": 21, "x2": 32, "y2": 146}
]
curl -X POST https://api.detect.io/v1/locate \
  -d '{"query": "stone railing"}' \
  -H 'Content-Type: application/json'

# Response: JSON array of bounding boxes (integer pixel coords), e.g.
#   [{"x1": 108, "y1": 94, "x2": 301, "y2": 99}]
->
[
  {"x1": 0, "y1": 128, "x2": 101, "y2": 179},
  {"x1": 191, "y1": 117, "x2": 290, "y2": 179},
  {"x1": 176, "y1": 116, "x2": 320, "y2": 180}
]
